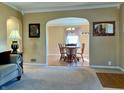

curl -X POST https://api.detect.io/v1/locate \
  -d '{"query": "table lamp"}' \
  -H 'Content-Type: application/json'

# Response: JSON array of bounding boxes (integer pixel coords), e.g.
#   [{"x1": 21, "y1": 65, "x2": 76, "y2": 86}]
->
[{"x1": 9, "y1": 30, "x2": 21, "y2": 53}]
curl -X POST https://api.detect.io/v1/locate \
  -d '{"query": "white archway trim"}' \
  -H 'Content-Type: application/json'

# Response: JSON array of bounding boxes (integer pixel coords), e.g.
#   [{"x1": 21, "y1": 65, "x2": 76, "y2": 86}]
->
[{"x1": 46, "y1": 17, "x2": 90, "y2": 66}]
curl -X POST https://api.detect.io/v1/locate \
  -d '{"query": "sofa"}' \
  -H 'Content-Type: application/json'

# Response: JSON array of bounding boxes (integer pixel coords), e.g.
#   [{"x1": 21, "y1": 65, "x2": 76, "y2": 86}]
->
[{"x1": 0, "y1": 51, "x2": 22, "y2": 87}]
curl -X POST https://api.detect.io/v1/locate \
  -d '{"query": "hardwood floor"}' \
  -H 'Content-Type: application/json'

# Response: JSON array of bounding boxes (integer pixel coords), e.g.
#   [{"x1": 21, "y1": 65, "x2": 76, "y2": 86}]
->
[
  {"x1": 48, "y1": 55, "x2": 89, "y2": 66},
  {"x1": 96, "y1": 73, "x2": 124, "y2": 89}
]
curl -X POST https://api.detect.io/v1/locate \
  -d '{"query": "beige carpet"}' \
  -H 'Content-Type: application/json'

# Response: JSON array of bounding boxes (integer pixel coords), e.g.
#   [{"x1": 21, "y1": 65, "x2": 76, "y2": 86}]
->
[{"x1": 6, "y1": 64, "x2": 103, "y2": 90}]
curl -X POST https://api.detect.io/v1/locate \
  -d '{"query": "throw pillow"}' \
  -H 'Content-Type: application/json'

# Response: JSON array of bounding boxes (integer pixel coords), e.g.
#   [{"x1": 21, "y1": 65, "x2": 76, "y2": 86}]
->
[{"x1": 0, "y1": 51, "x2": 11, "y2": 65}]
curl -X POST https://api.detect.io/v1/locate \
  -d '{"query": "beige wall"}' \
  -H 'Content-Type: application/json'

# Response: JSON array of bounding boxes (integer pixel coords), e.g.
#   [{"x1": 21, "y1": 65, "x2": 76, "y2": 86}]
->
[
  {"x1": 0, "y1": 3, "x2": 22, "y2": 52},
  {"x1": 48, "y1": 26, "x2": 65, "y2": 54},
  {"x1": 79, "y1": 25, "x2": 89, "y2": 57},
  {"x1": 119, "y1": 3, "x2": 124, "y2": 68},
  {"x1": 23, "y1": 7, "x2": 119, "y2": 66}
]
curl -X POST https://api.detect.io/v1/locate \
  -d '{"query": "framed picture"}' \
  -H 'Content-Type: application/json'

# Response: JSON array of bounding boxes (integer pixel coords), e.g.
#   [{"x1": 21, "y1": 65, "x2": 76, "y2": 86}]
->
[
  {"x1": 93, "y1": 21, "x2": 115, "y2": 36},
  {"x1": 29, "y1": 23, "x2": 40, "y2": 38}
]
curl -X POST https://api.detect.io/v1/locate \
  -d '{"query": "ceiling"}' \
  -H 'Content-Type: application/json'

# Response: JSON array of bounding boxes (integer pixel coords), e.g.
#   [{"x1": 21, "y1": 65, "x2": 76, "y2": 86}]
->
[{"x1": 4, "y1": 2, "x2": 121, "y2": 14}]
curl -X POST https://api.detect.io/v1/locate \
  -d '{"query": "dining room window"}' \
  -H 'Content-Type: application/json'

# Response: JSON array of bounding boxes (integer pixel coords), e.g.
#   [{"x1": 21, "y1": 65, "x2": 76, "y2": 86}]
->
[
  {"x1": 66, "y1": 31, "x2": 80, "y2": 47},
  {"x1": 66, "y1": 35, "x2": 78, "y2": 44}
]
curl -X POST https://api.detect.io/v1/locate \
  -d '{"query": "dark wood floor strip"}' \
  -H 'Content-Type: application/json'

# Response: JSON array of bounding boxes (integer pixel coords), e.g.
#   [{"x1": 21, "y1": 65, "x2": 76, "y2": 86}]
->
[{"x1": 96, "y1": 73, "x2": 124, "y2": 89}]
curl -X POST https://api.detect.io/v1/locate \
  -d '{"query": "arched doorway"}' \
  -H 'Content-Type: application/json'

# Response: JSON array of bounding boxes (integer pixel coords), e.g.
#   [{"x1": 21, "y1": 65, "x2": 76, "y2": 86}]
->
[
  {"x1": 7, "y1": 16, "x2": 22, "y2": 52},
  {"x1": 46, "y1": 17, "x2": 90, "y2": 66}
]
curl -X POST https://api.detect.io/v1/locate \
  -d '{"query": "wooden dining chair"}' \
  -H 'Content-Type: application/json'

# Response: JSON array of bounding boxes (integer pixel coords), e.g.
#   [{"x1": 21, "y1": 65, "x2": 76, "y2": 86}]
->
[
  {"x1": 58, "y1": 43, "x2": 66, "y2": 62},
  {"x1": 65, "y1": 47, "x2": 78, "y2": 63},
  {"x1": 77, "y1": 43, "x2": 85, "y2": 62}
]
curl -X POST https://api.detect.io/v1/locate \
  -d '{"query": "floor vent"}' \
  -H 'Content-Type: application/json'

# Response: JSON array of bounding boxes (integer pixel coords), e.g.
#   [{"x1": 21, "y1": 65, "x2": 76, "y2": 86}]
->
[{"x1": 31, "y1": 59, "x2": 36, "y2": 62}]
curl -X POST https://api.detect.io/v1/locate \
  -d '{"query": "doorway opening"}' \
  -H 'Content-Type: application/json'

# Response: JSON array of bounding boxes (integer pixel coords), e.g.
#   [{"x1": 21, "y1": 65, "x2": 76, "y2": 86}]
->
[{"x1": 46, "y1": 17, "x2": 90, "y2": 66}]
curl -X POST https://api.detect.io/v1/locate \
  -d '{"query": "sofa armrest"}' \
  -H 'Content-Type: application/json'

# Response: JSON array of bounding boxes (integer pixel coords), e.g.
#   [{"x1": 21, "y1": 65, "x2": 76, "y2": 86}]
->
[
  {"x1": 10, "y1": 54, "x2": 23, "y2": 75},
  {"x1": 10, "y1": 54, "x2": 21, "y2": 64}
]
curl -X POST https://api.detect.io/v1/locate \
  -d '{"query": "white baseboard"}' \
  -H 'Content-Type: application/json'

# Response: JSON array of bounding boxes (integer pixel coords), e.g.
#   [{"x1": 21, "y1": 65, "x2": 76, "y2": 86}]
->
[
  {"x1": 91, "y1": 65, "x2": 119, "y2": 69},
  {"x1": 24, "y1": 63, "x2": 47, "y2": 66},
  {"x1": 48, "y1": 54, "x2": 60, "y2": 56},
  {"x1": 91, "y1": 65, "x2": 124, "y2": 72},
  {"x1": 118, "y1": 67, "x2": 124, "y2": 72}
]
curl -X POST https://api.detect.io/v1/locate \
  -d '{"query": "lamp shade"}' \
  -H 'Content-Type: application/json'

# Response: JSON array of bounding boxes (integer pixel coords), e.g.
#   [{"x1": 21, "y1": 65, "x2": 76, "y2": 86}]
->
[{"x1": 9, "y1": 30, "x2": 21, "y2": 41}]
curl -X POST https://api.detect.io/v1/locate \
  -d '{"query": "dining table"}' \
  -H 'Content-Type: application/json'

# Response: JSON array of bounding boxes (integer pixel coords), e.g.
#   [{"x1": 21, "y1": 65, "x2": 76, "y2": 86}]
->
[{"x1": 63, "y1": 46, "x2": 80, "y2": 63}]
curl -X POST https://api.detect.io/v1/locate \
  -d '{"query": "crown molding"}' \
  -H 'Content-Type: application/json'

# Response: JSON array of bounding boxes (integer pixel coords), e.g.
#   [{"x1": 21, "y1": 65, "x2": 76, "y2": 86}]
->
[
  {"x1": 24, "y1": 3, "x2": 121, "y2": 14},
  {"x1": 3, "y1": 2, "x2": 121, "y2": 14},
  {"x1": 3, "y1": 3, "x2": 24, "y2": 14}
]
